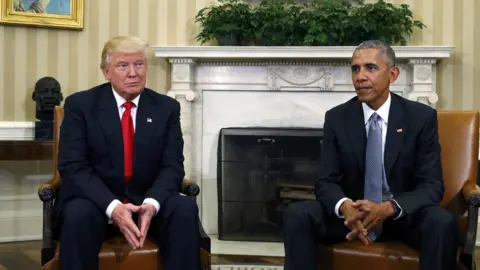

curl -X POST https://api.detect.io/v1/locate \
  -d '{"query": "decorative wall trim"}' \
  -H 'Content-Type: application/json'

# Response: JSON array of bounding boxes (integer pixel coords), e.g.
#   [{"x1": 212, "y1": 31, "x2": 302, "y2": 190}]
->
[
  {"x1": 0, "y1": 215, "x2": 42, "y2": 243},
  {"x1": 0, "y1": 193, "x2": 43, "y2": 243},
  {"x1": 0, "y1": 121, "x2": 34, "y2": 140}
]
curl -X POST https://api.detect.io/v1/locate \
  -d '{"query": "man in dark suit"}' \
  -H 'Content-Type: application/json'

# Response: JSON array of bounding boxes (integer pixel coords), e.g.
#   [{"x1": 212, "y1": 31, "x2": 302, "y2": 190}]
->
[
  {"x1": 283, "y1": 40, "x2": 458, "y2": 270},
  {"x1": 55, "y1": 36, "x2": 200, "y2": 270}
]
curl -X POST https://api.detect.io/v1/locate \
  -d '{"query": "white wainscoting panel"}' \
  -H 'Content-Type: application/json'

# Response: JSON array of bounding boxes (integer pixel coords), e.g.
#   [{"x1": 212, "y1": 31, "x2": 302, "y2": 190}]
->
[{"x1": 0, "y1": 121, "x2": 34, "y2": 141}]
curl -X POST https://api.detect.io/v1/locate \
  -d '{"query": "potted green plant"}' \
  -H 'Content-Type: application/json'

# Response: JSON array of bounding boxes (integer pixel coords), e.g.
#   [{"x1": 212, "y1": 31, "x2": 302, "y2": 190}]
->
[
  {"x1": 194, "y1": 0, "x2": 425, "y2": 46},
  {"x1": 194, "y1": 0, "x2": 255, "y2": 45},
  {"x1": 351, "y1": 0, "x2": 426, "y2": 45},
  {"x1": 252, "y1": 0, "x2": 307, "y2": 46},
  {"x1": 301, "y1": 0, "x2": 356, "y2": 46},
  {"x1": 301, "y1": 0, "x2": 425, "y2": 46}
]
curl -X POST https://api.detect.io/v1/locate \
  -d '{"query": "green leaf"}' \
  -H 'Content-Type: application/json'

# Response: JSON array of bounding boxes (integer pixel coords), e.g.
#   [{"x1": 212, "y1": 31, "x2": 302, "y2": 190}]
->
[{"x1": 194, "y1": 0, "x2": 426, "y2": 46}]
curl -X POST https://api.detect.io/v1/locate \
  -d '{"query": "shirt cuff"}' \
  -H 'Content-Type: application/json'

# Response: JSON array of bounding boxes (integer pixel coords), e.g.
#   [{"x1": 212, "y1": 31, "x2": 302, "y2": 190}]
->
[
  {"x1": 334, "y1": 197, "x2": 351, "y2": 218},
  {"x1": 143, "y1": 198, "x2": 160, "y2": 215},
  {"x1": 105, "y1": 199, "x2": 122, "y2": 224},
  {"x1": 390, "y1": 199, "x2": 404, "y2": 220}
]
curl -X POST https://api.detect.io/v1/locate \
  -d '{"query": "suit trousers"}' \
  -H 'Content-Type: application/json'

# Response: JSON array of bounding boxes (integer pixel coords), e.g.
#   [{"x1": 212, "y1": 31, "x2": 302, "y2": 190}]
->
[
  {"x1": 56, "y1": 195, "x2": 201, "y2": 270},
  {"x1": 283, "y1": 200, "x2": 458, "y2": 270}
]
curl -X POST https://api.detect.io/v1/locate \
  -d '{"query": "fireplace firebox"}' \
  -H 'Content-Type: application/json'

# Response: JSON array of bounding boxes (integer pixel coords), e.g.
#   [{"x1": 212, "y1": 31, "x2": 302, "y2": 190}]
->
[{"x1": 217, "y1": 127, "x2": 323, "y2": 242}]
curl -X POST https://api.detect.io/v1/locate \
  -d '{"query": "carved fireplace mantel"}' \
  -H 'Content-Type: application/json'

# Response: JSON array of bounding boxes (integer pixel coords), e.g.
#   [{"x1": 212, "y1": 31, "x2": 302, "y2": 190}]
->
[
  {"x1": 154, "y1": 45, "x2": 454, "y2": 105},
  {"x1": 152, "y1": 45, "x2": 454, "y2": 235},
  {"x1": 153, "y1": 45, "x2": 453, "y2": 59}
]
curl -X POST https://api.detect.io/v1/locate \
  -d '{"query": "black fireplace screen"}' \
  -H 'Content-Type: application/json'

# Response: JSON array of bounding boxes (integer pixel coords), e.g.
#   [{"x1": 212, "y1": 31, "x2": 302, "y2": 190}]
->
[{"x1": 217, "y1": 127, "x2": 323, "y2": 242}]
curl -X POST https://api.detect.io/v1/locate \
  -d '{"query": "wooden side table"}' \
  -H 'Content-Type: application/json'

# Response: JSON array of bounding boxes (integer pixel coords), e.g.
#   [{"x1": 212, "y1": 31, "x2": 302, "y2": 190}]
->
[{"x1": 0, "y1": 141, "x2": 53, "y2": 160}]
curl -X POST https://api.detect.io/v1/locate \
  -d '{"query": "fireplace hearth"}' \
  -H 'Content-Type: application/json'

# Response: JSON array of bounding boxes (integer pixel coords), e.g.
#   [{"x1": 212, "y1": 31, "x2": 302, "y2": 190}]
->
[{"x1": 217, "y1": 127, "x2": 323, "y2": 242}]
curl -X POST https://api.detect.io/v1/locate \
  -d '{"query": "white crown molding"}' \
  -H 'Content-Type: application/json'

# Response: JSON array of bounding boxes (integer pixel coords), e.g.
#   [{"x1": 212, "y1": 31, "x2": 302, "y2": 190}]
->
[
  {"x1": 0, "y1": 121, "x2": 34, "y2": 141},
  {"x1": 152, "y1": 46, "x2": 455, "y2": 60}
]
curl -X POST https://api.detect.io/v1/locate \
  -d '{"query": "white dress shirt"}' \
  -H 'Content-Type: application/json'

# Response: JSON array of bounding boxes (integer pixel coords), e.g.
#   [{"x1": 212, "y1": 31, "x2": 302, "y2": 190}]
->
[
  {"x1": 334, "y1": 93, "x2": 403, "y2": 219},
  {"x1": 105, "y1": 88, "x2": 160, "y2": 222}
]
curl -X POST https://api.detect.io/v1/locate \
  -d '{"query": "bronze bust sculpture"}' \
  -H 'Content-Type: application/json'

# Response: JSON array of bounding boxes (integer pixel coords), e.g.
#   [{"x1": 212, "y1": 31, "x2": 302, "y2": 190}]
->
[
  {"x1": 32, "y1": 76, "x2": 63, "y2": 121},
  {"x1": 32, "y1": 76, "x2": 63, "y2": 140}
]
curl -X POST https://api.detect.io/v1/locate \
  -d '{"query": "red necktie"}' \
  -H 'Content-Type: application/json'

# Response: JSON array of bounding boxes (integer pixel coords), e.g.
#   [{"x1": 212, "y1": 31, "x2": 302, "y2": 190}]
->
[{"x1": 121, "y1": 101, "x2": 134, "y2": 187}]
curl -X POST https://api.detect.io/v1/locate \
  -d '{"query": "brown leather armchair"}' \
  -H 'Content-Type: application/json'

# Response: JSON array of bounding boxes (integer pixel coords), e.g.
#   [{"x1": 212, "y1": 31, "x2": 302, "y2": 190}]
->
[
  {"x1": 317, "y1": 111, "x2": 480, "y2": 270},
  {"x1": 38, "y1": 106, "x2": 211, "y2": 270}
]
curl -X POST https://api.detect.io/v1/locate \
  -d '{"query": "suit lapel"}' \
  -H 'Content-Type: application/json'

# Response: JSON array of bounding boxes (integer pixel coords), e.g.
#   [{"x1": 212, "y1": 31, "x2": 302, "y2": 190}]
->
[
  {"x1": 384, "y1": 94, "x2": 406, "y2": 178},
  {"x1": 133, "y1": 91, "x2": 157, "y2": 177},
  {"x1": 97, "y1": 85, "x2": 124, "y2": 175},
  {"x1": 345, "y1": 100, "x2": 367, "y2": 176}
]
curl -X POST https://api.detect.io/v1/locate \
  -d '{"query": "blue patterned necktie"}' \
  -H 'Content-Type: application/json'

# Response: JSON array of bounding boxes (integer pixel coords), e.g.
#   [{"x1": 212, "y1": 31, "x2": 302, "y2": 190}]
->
[{"x1": 364, "y1": 112, "x2": 384, "y2": 241}]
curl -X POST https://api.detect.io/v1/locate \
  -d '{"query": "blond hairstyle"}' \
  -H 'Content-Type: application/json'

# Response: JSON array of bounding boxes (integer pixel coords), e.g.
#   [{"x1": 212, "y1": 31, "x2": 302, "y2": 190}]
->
[{"x1": 100, "y1": 36, "x2": 148, "y2": 69}]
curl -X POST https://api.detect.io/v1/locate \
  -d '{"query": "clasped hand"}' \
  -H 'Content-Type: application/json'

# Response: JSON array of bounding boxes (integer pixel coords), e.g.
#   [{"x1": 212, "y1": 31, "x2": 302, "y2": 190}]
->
[
  {"x1": 340, "y1": 200, "x2": 393, "y2": 245},
  {"x1": 111, "y1": 203, "x2": 157, "y2": 249}
]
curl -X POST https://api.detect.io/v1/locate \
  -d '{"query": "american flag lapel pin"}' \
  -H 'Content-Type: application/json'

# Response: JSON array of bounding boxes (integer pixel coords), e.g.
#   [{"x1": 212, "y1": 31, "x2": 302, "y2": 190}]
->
[
  {"x1": 397, "y1": 128, "x2": 403, "y2": 132},
  {"x1": 147, "y1": 118, "x2": 152, "y2": 123}
]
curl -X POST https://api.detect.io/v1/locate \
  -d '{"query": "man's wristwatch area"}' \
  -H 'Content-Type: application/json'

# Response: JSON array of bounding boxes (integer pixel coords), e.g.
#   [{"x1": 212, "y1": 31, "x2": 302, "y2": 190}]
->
[{"x1": 389, "y1": 199, "x2": 400, "y2": 219}]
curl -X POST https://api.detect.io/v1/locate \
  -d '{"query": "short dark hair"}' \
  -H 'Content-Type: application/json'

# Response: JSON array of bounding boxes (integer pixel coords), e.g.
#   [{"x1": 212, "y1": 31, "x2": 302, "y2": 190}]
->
[{"x1": 353, "y1": 40, "x2": 396, "y2": 68}]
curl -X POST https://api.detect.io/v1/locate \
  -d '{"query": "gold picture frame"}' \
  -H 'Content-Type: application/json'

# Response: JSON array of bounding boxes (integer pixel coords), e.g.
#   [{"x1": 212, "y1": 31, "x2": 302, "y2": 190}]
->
[{"x1": 0, "y1": 0, "x2": 84, "y2": 30}]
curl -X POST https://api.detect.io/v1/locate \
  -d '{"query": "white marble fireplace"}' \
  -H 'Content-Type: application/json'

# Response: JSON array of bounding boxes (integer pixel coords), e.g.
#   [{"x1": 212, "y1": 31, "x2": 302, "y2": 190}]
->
[{"x1": 152, "y1": 46, "x2": 454, "y2": 236}]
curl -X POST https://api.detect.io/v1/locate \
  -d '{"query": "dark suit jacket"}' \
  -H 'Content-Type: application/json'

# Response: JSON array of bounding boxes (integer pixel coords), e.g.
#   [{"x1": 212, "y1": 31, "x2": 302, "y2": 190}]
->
[
  {"x1": 315, "y1": 93, "x2": 444, "y2": 217},
  {"x1": 55, "y1": 82, "x2": 185, "y2": 215}
]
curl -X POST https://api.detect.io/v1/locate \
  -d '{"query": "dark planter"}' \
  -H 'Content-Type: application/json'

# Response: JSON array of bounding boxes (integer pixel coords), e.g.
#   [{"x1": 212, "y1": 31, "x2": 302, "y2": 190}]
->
[
  {"x1": 215, "y1": 33, "x2": 240, "y2": 46},
  {"x1": 240, "y1": 37, "x2": 257, "y2": 46},
  {"x1": 254, "y1": 37, "x2": 286, "y2": 46},
  {"x1": 262, "y1": 39, "x2": 285, "y2": 46},
  {"x1": 325, "y1": 32, "x2": 338, "y2": 46}
]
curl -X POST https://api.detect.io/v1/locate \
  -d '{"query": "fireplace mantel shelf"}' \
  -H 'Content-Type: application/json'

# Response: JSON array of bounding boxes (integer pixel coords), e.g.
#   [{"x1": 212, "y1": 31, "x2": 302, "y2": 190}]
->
[{"x1": 152, "y1": 46, "x2": 454, "y2": 60}]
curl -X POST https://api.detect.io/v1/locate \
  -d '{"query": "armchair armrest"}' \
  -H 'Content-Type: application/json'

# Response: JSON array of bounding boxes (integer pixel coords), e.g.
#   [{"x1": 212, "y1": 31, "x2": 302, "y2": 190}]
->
[
  {"x1": 460, "y1": 184, "x2": 480, "y2": 270},
  {"x1": 38, "y1": 176, "x2": 62, "y2": 202},
  {"x1": 180, "y1": 178, "x2": 210, "y2": 263},
  {"x1": 463, "y1": 184, "x2": 480, "y2": 207},
  {"x1": 181, "y1": 179, "x2": 200, "y2": 196},
  {"x1": 38, "y1": 176, "x2": 61, "y2": 266}
]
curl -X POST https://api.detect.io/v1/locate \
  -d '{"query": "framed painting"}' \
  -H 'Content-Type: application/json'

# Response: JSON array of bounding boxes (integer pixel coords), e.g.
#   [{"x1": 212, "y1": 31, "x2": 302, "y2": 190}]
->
[{"x1": 0, "y1": 0, "x2": 84, "y2": 30}]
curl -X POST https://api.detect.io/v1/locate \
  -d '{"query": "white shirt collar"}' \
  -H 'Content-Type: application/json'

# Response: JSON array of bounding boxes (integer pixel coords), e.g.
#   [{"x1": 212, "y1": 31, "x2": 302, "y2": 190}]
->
[
  {"x1": 362, "y1": 92, "x2": 391, "y2": 124},
  {"x1": 111, "y1": 87, "x2": 140, "y2": 108}
]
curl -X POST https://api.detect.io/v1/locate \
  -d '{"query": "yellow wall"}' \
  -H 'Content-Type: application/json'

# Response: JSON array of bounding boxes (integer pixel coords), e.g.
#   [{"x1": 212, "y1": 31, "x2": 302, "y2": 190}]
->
[
  {"x1": 0, "y1": 0, "x2": 214, "y2": 121},
  {"x1": 388, "y1": 0, "x2": 480, "y2": 111},
  {"x1": 0, "y1": 0, "x2": 478, "y2": 121}
]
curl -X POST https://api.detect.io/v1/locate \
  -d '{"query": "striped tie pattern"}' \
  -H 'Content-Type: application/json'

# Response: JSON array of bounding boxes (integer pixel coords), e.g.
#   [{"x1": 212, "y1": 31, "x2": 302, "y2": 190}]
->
[{"x1": 364, "y1": 112, "x2": 384, "y2": 241}]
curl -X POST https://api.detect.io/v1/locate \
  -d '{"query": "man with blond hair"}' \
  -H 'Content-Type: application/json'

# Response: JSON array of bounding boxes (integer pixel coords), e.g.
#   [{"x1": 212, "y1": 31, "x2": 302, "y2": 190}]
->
[{"x1": 54, "y1": 36, "x2": 200, "y2": 270}]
